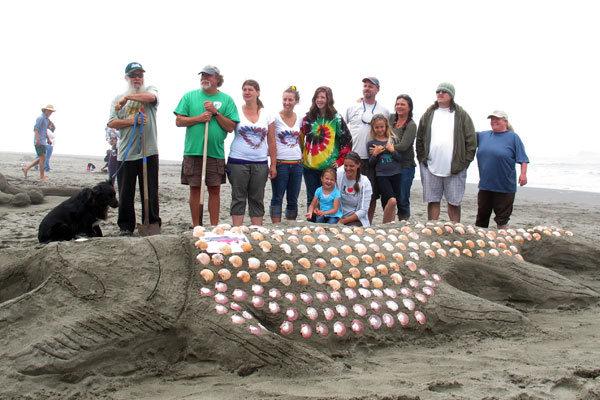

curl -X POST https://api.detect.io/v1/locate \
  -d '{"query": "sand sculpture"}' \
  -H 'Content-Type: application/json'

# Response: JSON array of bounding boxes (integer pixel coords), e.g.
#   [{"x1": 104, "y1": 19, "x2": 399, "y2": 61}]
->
[
  {"x1": 0, "y1": 172, "x2": 81, "y2": 207},
  {"x1": 0, "y1": 222, "x2": 598, "y2": 396}
]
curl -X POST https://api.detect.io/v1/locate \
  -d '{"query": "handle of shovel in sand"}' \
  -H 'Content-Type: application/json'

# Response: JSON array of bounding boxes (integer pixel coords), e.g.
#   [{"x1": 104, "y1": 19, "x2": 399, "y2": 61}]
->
[{"x1": 199, "y1": 121, "x2": 209, "y2": 226}]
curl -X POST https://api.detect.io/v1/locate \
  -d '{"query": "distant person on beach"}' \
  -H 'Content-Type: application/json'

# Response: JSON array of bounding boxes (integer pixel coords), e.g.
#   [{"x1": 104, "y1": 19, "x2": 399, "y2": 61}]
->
[
  {"x1": 475, "y1": 110, "x2": 529, "y2": 229},
  {"x1": 22, "y1": 104, "x2": 55, "y2": 180},
  {"x1": 270, "y1": 86, "x2": 303, "y2": 223},
  {"x1": 389, "y1": 94, "x2": 417, "y2": 220},
  {"x1": 336, "y1": 151, "x2": 372, "y2": 226},
  {"x1": 107, "y1": 62, "x2": 161, "y2": 236},
  {"x1": 104, "y1": 127, "x2": 120, "y2": 185},
  {"x1": 345, "y1": 77, "x2": 390, "y2": 223},
  {"x1": 226, "y1": 79, "x2": 276, "y2": 227},
  {"x1": 300, "y1": 86, "x2": 352, "y2": 213},
  {"x1": 174, "y1": 65, "x2": 239, "y2": 227},
  {"x1": 44, "y1": 121, "x2": 56, "y2": 172},
  {"x1": 416, "y1": 82, "x2": 476, "y2": 222}
]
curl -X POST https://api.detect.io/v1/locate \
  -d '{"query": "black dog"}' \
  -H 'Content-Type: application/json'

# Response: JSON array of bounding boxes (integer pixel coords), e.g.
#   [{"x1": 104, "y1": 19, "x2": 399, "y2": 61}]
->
[{"x1": 38, "y1": 181, "x2": 119, "y2": 243}]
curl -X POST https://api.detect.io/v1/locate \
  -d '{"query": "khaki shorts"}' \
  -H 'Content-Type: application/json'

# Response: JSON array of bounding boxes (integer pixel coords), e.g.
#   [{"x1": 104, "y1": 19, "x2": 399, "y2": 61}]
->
[{"x1": 181, "y1": 155, "x2": 226, "y2": 187}]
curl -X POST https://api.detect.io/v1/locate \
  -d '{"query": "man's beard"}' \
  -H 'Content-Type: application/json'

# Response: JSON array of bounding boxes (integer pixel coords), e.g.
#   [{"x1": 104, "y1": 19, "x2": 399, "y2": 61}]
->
[
  {"x1": 201, "y1": 80, "x2": 212, "y2": 90},
  {"x1": 126, "y1": 79, "x2": 146, "y2": 95}
]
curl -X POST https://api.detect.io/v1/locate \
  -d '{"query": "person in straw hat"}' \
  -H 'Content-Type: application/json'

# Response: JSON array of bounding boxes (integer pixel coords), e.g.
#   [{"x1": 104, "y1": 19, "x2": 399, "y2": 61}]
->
[{"x1": 22, "y1": 104, "x2": 56, "y2": 180}]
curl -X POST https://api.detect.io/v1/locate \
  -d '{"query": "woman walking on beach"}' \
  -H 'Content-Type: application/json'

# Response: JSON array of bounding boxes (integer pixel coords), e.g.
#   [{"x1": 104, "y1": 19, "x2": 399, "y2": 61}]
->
[
  {"x1": 270, "y1": 86, "x2": 303, "y2": 223},
  {"x1": 300, "y1": 86, "x2": 352, "y2": 212},
  {"x1": 337, "y1": 151, "x2": 372, "y2": 226},
  {"x1": 475, "y1": 110, "x2": 529, "y2": 229},
  {"x1": 227, "y1": 80, "x2": 276, "y2": 226},
  {"x1": 367, "y1": 114, "x2": 403, "y2": 224},
  {"x1": 389, "y1": 94, "x2": 417, "y2": 220}
]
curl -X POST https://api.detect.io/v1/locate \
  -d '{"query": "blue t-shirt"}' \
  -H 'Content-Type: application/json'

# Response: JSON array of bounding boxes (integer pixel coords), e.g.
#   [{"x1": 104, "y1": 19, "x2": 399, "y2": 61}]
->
[
  {"x1": 314, "y1": 187, "x2": 343, "y2": 217},
  {"x1": 33, "y1": 113, "x2": 50, "y2": 144},
  {"x1": 476, "y1": 130, "x2": 529, "y2": 193}
]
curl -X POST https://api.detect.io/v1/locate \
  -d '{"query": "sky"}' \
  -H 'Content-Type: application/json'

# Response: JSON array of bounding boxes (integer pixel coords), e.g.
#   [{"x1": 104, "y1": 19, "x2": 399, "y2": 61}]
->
[{"x1": 2, "y1": 0, "x2": 599, "y2": 163}]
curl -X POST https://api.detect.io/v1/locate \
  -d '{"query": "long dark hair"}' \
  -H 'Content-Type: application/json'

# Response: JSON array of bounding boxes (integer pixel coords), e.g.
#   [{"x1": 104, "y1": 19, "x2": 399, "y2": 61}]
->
[
  {"x1": 242, "y1": 79, "x2": 264, "y2": 109},
  {"x1": 309, "y1": 86, "x2": 337, "y2": 120},
  {"x1": 434, "y1": 98, "x2": 456, "y2": 112},
  {"x1": 394, "y1": 94, "x2": 414, "y2": 126},
  {"x1": 344, "y1": 151, "x2": 362, "y2": 194}
]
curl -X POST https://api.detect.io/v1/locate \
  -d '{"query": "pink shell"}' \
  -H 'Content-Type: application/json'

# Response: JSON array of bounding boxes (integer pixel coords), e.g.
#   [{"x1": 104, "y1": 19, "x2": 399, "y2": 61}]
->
[
  {"x1": 215, "y1": 304, "x2": 228, "y2": 314},
  {"x1": 215, "y1": 282, "x2": 228, "y2": 293},
  {"x1": 418, "y1": 268, "x2": 429, "y2": 278},
  {"x1": 268, "y1": 301, "x2": 280, "y2": 314},
  {"x1": 358, "y1": 288, "x2": 372, "y2": 298},
  {"x1": 248, "y1": 325, "x2": 262, "y2": 335},
  {"x1": 280, "y1": 321, "x2": 293, "y2": 335},
  {"x1": 424, "y1": 280, "x2": 436, "y2": 288},
  {"x1": 335, "y1": 304, "x2": 349, "y2": 317},
  {"x1": 383, "y1": 288, "x2": 397, "y2": 299},
  {"x1": 229, "y1": 302, "x2": 243, "y2": 311},
  {"x1": 400, "y1": 287, "x2": 412, "y2": 297},
  {"x1": 352, "y1": 303, "x2": 367, "y2": 316},
  {"x1": 251, "y1": 296, "x2": 265, "y2": 308},
  {"x1": 415, "y1": 311, "x2": 427, "y2": 325},
  {"x1": 409, "y1": 279, "x2": 420, "y2": 288},
  {"x1": 402, "y1": 298, "x2": 416, "y2": 311},
  {"x1": 323, "y1": 307, "x2": 335, "y2": 320},
  {"x1": 330, "y1": 291, "x2": 342, "y2": 302},
  {"x1": 285, "y1": 292, "x2": 297, "y2": 302},
  {"x1": 423, "y1": 287, "x2": 435, "y2": 297},
  {"x1": 382, "y1": 313, "x2": 395, "y2": 328},
  {"x1": 333, "y1": 321, "x2": 346, "y2": 336},
  {"x1": 415, "y1": 293, "x2": 428, "y2": 303},
  {"x1": 397, "y1": 311, "x2": 410, "y2": 326},
  {"x1": 316, "y1": 322, "x2": 329, "y2": 337},
  {"x1": 300, "y1": 324, "x2": 313, "y2": 339},
  {"x1": 214, "y1": 293, "x2": 229, "y2": 304},
  {"x1": 268, "y1": 288, "x2": 282, "y2": 298},
  {"x1": 368, "y1": 315, "x2": 382, "y2": 329},
  {"x1": 300, "y1": 292, "x2": 313, "y2": 304},
  {"x1": 231, "y1": 314, "x2": 245, "y2": 325},
  {"x1": 432, "y1": 273, "x2": 442, "y2": 282},
  {"x1": 345, "y1": 288, "x2": 358, "y2": 300},
  {"x1": 386, "y1": 300, "x2": 399, "y2": 312},
  {"x1": 200, "y1": 287, "x2": 213, "y2": 296},
  {"x1": 306, "y1": 307, "x2": 319, "y2": 320},
  {"x1": 315, "y1": 291, "x2": 329, "y2": 302},
  {"x1": 241, "y1": 311, "x2": 254, "y2": 320},
  {"x1": 370, "y1": 300, "x2": 383, "y2": 312},
  {"x1": 351, "y1": 319, "x2": 364, "y2": 335},
  {"x1": 371, "y1": 289, "x2": 384, "y2": 298},
  {"x1": 251, "y1": 284, "x2": 264, "y2": 295},
  {"x1": 232, "y1": 289, "x2": 248, "y2": 302},
  {"x1": 286, "y1": 308, "x2": 299, "y2": 321}
]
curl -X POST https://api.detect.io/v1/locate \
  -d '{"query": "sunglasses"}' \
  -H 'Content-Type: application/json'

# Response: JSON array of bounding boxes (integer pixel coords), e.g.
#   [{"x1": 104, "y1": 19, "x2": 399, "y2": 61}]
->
[
  {"x1": 128, "y1": 73, "x2": 144, "y2": 79},
  {"x1": 436, "y1": 90, "x2": 449, "y2": 94}
]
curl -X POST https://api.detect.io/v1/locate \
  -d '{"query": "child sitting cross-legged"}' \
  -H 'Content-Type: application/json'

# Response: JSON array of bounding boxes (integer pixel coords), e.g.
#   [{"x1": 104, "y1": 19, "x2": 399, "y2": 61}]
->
[{"x1": 305, "y1": 168, "x2": 342, "y2": 224}]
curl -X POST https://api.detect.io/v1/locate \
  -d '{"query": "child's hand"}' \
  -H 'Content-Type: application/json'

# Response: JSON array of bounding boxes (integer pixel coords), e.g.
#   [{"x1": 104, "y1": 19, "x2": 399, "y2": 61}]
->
[
  {"x1": 314, "y1": 208, "x2": 323, "y2": 216},
  {"x1": 385, "y1": 143, "x2": 395, "y2": 153},
  {"x1": 305, "y1": 212, "x2": 313, "y2": 220}
]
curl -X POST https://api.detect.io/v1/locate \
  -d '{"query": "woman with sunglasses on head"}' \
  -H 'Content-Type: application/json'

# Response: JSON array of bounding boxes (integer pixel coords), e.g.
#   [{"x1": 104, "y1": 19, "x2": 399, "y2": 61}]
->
[
  {"x1": 270, "y1": 86, "x2": 303, "y2": 223},
  {"x1": 300, "y1": 86, "x2": 352, "y2": 215},
  {"x1": 336, "y1": 151, "x2": 373, "y2": 226},
  {"x1": 389, "y1": 94, "x2": 417, "y2": 220},
  {"x1": 227, "y1": 79, "x2": 276, "y2": 227}
]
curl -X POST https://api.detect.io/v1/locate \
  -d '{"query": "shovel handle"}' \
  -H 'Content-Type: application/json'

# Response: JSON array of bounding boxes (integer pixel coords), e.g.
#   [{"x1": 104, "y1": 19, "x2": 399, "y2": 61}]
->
[{"x1": 199, "y1": 121, "x2": 209, "y2": 226}]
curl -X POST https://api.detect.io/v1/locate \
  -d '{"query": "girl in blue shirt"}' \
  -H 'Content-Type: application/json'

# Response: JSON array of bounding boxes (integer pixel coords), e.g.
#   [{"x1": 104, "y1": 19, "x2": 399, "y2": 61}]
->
[{"x1": 305, "y1": 168, "x2": 342, "y2": 224}]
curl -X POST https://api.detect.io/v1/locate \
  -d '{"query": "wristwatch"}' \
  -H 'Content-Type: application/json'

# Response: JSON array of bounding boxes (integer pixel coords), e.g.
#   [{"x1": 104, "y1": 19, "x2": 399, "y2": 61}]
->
[{"x1": 214, "y1": 111, "x2": 220, "y2": 117}]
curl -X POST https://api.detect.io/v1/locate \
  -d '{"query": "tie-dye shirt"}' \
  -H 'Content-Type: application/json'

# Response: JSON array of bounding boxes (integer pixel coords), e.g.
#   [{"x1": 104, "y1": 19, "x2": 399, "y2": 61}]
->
[{"x1": 300, "y1": 113, "x2": 352, "y2": 170}]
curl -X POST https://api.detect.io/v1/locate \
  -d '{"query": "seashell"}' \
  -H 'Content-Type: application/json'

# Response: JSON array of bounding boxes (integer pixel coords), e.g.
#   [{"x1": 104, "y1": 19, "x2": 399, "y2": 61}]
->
[
  {"x1": 241, "y1": 242, "x2": 253, "y2": 252},
  {"x1": 346, "y1": 255, "x2": 360, "y2": 267},
  {"x1": 354, "y1": 227, "x2": 364, "y2": 235},
  {"x1": 280, "y1": 243, "x2": 292, "y2": 254},
  {"x1": 192, "y1": 226, "x2": 206, "y2": 237},
  {"x1": 335, "y1": 304, "x2": 349, "y2": 317},
  {"x1": 330, "y1": 270, "x2": 343, "y2": 280},
  {"x1": 445, "y1": 226, "x2": 454, "y2": 234},
  {"x1": 211, "y1": 253, "x2": 224, "y2": 266},
  {"x1": 415, "y1": 293, "x2": 428, "y2": 303},
  {"x1": 453, "y1": 240, "x2": 463, "y2": 248},
  {"x1": 250, "y1": 283, "x2": 264, "y2": 293},
  {"x1": 364, "y1": 236, "x2": 374, "y2": 243},
  {"x1": 383, "y1": 313, "x2": 395, "y2": 328},
  {"x1": 365, "y1": 228, "x2": 376, "y2": 235},
  {"x1": 335, "y1": 234, "x2": 346, "y2": 241},
  {"x1": 424, "y1": 279, "x2": 436, "y2": 288},
  {"x1": 328, "y1": 279, "x2": 342, "y2": 291},
  {"x1": 386, "y1": 300, "x2": 399, "y2": 312},
  {"x1": 415, "y1": 311, "x2": 426, "y2": 325},
  {"x1": 376, "y1": 264, "x2": 389, "y2": 275},
  {"x1": 372, "y1": 288, "x2": 384, "y2": 298},
  {"x1": 409, "y1": 252, "x2": 420, "y2": 260},
  {"x1": 315, "y1": 258, "x2": 327, "y2": 268},
  {"x1": 315, "y1": 322, "x2": 329, "y2": 337},
  {"x1": 232, "y1": 288, "x2": 248, "y2": 301},
  {"x1": 341, "y1": 244, "x2": 353, "y2": 254},
  {"x1": 342, "y1": 227, "x2": 353, "y2": 234},
  {"x1": 432, "y1": 273, "x2": 443, "y2": 282},
  {"x1": 349, "y1": 267, "x2": 361, "y2": 279},
  {"x1": 449, "y1": 248, "x2": 460, "y2": 257},
  {"x1": 397, "y1": 242, "x2": 407, "y2": 250},
  {"x1": 330, "y1": 257, "x2": 343, "y2": 268},
  {"x1": 200, "y1": 287, "x2": 213, "y2": 296},
  {"x1": 317, "y1": 234, "x2": 330, "y2": 243},
  {"x1": 214, "y1": 293, "x2": 229, "y2": 304},
  {"x1": 392, "y1": 252, "x2": 404, "y2": 262},
  {"x1": 369, "y1": 244, "x2": 381, "y2": 254},
  {"x1": 258, "y1": 240, "x2": 272, "y2": 252},
  {"x1": 313, "y1": 244, "x2": 324, "y2": 253},
  {"x1": 405, "y1": 261, "x2": 417, "y2": 272},
  {"x1": 423, "y1": 286, "x2": 435, "y2": 297},
  {"x1": 256, "y1": 271, "x2": 270, "y2": 283},
  {"x1": 374, "y1": 253, "x2": 386, "y2": 262},
  {"x1": 465, "y1": 240, "x2": 475, "y2": 249},
  {"x1": 345, "y1": 277, "x2": 357, "y2": 288},
  {"x1": 382, "y1": 243, "x2": 394, "y2": 252},
  {"x1": 369, "y1": 315, "x2": 382, "y2": 329},
  {"x1": 215, "y1": 304, "x2": 228, "y2": 314},
  {"x1": 349, "y1": 234, "x2": 361, "y2": 242},
  {"x1": 281, "y1": 260, "x2": 294, "y2": 272},
  {"x1": 237, "y1": 270, "x2": 251, "y2": 283},
  {"x1": 314, "y1": 226, "x2": 326, "y2": 235},
  {"x1": 330, "y1": 291, "x2": 342, "y2": 302},
  {"x1": 248, "y1": 257, "x2": 261, "y2": 270},
  {"x1": 196, "y1": 253, "x2": 211, "y2": 265},
  {"x1": 230, "y1": 302, "x2": 243, "y2": 311},
  {"x1": 333, "y1": 321, "x2": 347, "y2": 337},
  {"x1": 408, "y1": 242, "x2": 419, "y2": 251},
  {"x1": 388, "y1": 228, "x2": 400, "y2": 234},
  {"x1": 489, "y1": 249, "x2": 500, "y2": 257},
  {"x1": 515, "y1": 254, "x2": 524, "y2": 261},
  {"x1": 443, "y1": 240, "x2": 452, "y2": 247},
  {"x1": 300, "y1": 292, "x2": 313, "y2": 304},
  {"x1": 401, "y1": 226, "x2": 412, "y2": 234},
  {"x1": 400, "y1": 287, "x2": 412, "y2": 297},
  {"x1": 271, "y1": 233, "x2": 283, "y2": 242},
  {"x1": 498, "y1": 242, "x2": 508, "y2": 250},
  {"x1": 402, "y1": 298, "x2": 416, "y2": 311},
  {"x1": 278, "y1": 273, "x2": 291, "y2": 286},
  {"x1": 195, "y1": 240, "x2": 209, "y2": 251},
  {"x1": 503, "y1": 250, "x2": 513, "y2": 256},
  {"x1": 476, "y1": 239, "x2": 486, "y2": 248},
  {"x1": 422, "y1": 228, "x2": 433, "y2": 236},
  {"x1": 417, "y1": 268, "x2": 429, "y2": 279},
  {"x1": 302, "y1": 235, "x2": 316, "y2": 244},
  {"x1": 327, "y1": 247, "x2": 339, "y2": 256},
  {"x1": 229, "y1": 255, "x2": 243, "y2": 268},
  {"x1": 462, "y1": 249, "x2": 473, "y2": 257},
  {"x1": 264, "y1": 259, "x2": 277, "y2": 272},
  {"x1": 476, "y1": 249, "x2": 485, "y2": 257},
  {"x1": 218, "y1": 268, "x2": 232, "y2": 280},
  {"x1": 298, "y1": 257, "x2": 311, "y2": 269},
  {"x1": 436, "y1": 248, "x2": 447, "y2": 257},
  {"x1": 372, "y1": 277, "x2": 384, "y2": 288},
  {"x1": 280, "y1": 321, "x2": 293, "y2": 335},
  {"x1": 219, "y1": 243, "x2": 231, "y2": 254},
  {"x1": 250, "y1": 231, "x2": 264, "y2": 241},
  {"x1": 409, "y1": 232, "x2": 420, "y2": 240},
  {"x1": 315, "y1": 292, "x2": 329, "y2": 302},
  {"x1": 409, "y1": 278, "x2": 419, "y2": 288},
  {"x1": 370, "y1": 300, "x2": 383, "y2": 312},
  {"x1": 510, "y1": 245, "x2": 519, "y2": 253},
  {"x1": 323, "y1": 308, "x2": 335, "y2": 320},
  {"x1": 358, "y1": 278, "x2": 371, "y2": 288},
  {"x1": 231, "y1": 314, "x2": 245, "y2": 325},
  {"x1": 297, "y1": 244, "x2": 309, "y2": 253},
  {"x1": 419, "y1": 241, "x2": 431, "y2": 250},
  {"x1": 391, "y1": 273, "x2": 403, "y2": 285},
  {"x1": 364, "y1": 266, "x2": 376, "y2": 277},
  {"x1": 268, "y1": 301, "x2": 280, "y2": 314},
  {"x1": 300, "y1": 324, "x2": 313, "y2": 339},
  {"x1": 387, "y1": 234, "x2": 398, "y2": 243},
  {"x1": 200, "y1": 268, "x2": 214, "y2": 282},
  {"x1": 345, "y1": 287, "x2": 358, "y2": 300},
  {"x1": 384, "y1": 288, "x2": 397, "y2": 298},
  {"x1": 358, "y1": 288, "x2": 372, "y2": 298},
  {"x1": 388, "y1": 262, "x2": 400, "y2": 272},
  {"x1": 251, "y1": 296, "x2": 265, "y2": 308},
  {"x1": 488, "y1": 241, "x2": 497, "y2": 248},
  {"x1": 455, "y1": 226, "x2": 466, "y2": 235},
  {"x1": 424, "y1": 249, "x2": 435, "y2": 258},
  {"x1": 354, "y1": 243, "x2": 368, "y2": 254},
  {"x1": 285, "y1": 292, "x2": 297, "y2": 302},
  {"x1": 351, "y1": 319, "x2": 364, "y2": 335},
  {"x1": 328, "y1": 227, "x2": 340, "y2": 234},
  {"x1": 296, "y1": 274, "x2": 309, "y2": 285},
  {"x1": 287, "y1": 235, "x2": 299, "y2": 244},
  {"x1": 300, "y1": 227, "x2": 312, "y2": 235},
  {"x1": 431, "y1": 241, "x2": 442, "y2": 249},
  {"x1": 397, "y1": 312, "x2": 410, "y2": 326},
  {"x1": 312, "y1": 271, "x2": 326, "y2": 284},
  {"x1": 433, "y1": 226, "x2": 443, "y2": 235}
]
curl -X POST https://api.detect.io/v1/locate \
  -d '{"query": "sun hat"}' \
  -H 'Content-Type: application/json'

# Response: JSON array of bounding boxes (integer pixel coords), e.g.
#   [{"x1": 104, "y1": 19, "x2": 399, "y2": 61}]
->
[
  {"x1": 125, "y1": 62, "x2": 145, "y2": 74},
  {"x1": 487, "y1": 110, "x2": 509, "y2": 120},
  {"x1": 362, "y1": 77, "x2": 380, "y2": 88},
  {"x1": 41, "y1": 104, "x2": 56, "y2": 112},
  {"x1": 436, "y1": 82, "x2": 455, "y2": 98},
  {"x1": 199, "y1": 65, "x2": 220, "y2": 75}
]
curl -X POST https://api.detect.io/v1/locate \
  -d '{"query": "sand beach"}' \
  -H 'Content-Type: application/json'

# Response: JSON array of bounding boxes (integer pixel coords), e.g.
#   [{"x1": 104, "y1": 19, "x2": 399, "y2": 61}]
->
[{"x1": 1, "y1": 151, "x2": 599, "y2": 400}]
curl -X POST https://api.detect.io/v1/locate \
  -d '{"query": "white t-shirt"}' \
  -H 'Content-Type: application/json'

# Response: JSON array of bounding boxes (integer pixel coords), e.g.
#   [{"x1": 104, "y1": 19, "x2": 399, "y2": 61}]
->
[
  {"x1": 274, "y1": 112, "x2": 301, "y2": 160},
  {"x1": 229, "y1": 108, "x2": 274, "y2": 162},
  {"x1": 427, "y1": 107, "x2": 455, "y2": 177},
  {"x1": 346, "y1": 100, "x2": 389, "y2": 159}
]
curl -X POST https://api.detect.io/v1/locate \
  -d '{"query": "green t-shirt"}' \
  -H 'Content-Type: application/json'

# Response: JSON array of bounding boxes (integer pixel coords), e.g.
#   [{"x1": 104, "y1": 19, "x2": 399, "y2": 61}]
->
[{"x1": 174, "y1": 90, "x2": 239, "y2": 159}]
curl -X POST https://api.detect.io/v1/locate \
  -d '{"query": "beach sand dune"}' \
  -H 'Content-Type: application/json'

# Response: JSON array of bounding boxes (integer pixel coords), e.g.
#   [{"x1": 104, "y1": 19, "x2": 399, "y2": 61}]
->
[{"x1": 1, "y1": 152, "x2": 599, "y2": 399}]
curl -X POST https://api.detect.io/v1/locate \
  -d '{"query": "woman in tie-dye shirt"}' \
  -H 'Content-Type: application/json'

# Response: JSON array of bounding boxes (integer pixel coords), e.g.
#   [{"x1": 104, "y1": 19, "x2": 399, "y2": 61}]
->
[{"x1": 300, "y1": 86, "x2": 352, "y2": 211}]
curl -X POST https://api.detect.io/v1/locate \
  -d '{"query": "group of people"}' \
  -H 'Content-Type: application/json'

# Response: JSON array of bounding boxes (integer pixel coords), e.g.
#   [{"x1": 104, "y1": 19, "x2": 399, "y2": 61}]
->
[{"x1": 33, "y1": 62, "x2": 527, "y2": 237}]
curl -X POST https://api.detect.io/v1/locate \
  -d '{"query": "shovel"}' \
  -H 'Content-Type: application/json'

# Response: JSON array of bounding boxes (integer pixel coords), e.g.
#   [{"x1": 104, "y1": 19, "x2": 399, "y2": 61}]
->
[
  {"x1": 198, "y1": 122, "x2": 209, "y2": 226},
  {"x1": 137, "y1": 112, "x2": 161, "y2": 236}
]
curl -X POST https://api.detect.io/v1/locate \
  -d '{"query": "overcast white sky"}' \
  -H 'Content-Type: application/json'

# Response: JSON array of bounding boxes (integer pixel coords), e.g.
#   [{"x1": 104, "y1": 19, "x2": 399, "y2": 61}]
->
[{"x1": 2, "y1": 0, "x2": 599, "y2": 162}]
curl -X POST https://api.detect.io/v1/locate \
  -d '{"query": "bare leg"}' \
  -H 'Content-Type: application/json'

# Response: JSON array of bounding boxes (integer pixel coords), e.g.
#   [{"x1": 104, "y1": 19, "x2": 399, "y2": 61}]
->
[
  {"x1": 448, "y1": 203, "x2": 461, "y2": 222},
  {"x1": 250, "y1": 216, "x2": 263, "y2": 226},
  {"x1": 427, "y1": 202, "x2": 441, "y2": 220},
  {"x1": 382, "y1": 198, "x2": 397, "y2": 224},
  {"x1": 368, "y1": 199, "x2": 377, "y2": 224},
  {"x1": 189, "y1": 186, "x2": 201, "y2": 226},
  {"x1": 207, "y1": 186, "x2": 221, "y2": 226},
  {"x1": 232, "y1": 215, "x2": 244, "y2": 227},
  {"x1": 22, "y1": 157, "x2": 40, "y2": 178},
  {"x1": 271, "y1": 217, "x2": 282, "y2": 223}
]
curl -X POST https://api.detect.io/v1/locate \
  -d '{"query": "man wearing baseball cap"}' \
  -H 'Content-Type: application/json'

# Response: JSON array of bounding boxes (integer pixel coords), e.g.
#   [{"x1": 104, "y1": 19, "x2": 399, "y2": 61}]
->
[
  {"x1": 345, "y1": 76, "x2": 390, "y2": 223},
  {"x1": 107, "y1": 62, "x2": 161, "y2": 236},
  {"x1": 22, "y1": 104, "x2": 56, "y2": 180},
  {"x1": 416, "y1": 82, "x2": 476, "y2": 222},
  {"x1": 174, "y1": 65, "x2": 239, "y2": 226}
]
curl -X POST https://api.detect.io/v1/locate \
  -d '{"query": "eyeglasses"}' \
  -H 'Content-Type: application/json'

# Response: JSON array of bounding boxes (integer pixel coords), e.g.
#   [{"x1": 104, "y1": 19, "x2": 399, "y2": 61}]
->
[
  {"x1": 436, "y1": 90, "x2": 448, "y2": 94},
  {"x1": 128, "y1": 73, "x2": 144, "y2": 79}
]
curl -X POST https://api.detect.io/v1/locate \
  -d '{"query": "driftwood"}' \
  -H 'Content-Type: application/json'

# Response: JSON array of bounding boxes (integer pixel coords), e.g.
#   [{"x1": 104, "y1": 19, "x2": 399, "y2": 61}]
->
[{"x1": 0, "y1": 172, "x2": 83, "y2": 207}]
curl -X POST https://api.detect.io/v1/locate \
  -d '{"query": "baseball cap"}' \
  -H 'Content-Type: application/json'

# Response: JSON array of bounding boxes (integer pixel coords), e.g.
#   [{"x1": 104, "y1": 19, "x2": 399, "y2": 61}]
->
[
  {"x1": 488, "y1": 110, "x2": 509, "y2": 120},
  {"x1": 125, "y1": 62, "x2": 145, "y2": 74},
  {"x1": 362, "y1": 77, "x2": 380, "y2": 88},
  {"x1": 199, "y1": 65, "x2": 220, "y2": 75}
]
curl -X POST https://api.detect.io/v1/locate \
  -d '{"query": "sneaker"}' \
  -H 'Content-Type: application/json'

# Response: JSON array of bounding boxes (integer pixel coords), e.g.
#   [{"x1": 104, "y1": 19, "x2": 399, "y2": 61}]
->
[{"x1": 119, "y1": 230, "x2": 133, "y2": 237}]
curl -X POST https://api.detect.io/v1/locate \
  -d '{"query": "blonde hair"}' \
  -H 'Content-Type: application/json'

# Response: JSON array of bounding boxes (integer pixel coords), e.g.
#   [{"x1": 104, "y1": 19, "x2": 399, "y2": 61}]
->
[
  {"x1": 321, "y1": 167, "x2": 337, "y2": 182},
  {"x1": 369, "y1": 114, "x2": 394, "y2": 145}
]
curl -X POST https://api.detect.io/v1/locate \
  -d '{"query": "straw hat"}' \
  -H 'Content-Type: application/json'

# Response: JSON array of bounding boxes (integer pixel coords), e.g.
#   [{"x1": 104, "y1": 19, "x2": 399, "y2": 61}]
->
[{"x1": 42, "y1": 104, "x2": 56, "y2": 112}]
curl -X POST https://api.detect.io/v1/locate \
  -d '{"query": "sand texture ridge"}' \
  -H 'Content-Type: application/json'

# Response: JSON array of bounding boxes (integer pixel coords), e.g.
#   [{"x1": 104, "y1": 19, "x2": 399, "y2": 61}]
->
[{"x1": 1, "y1": 152, "x2": 600, "y2": 399}]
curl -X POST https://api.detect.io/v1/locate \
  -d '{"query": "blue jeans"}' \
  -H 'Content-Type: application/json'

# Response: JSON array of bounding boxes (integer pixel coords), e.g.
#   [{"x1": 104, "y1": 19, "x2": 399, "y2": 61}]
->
[
  {"x1": 398, "y1": 166, "x2": 415, "y2": 219},
  {"x1": 270, "y1": 162, "x2": 303, "y2": 219},
  {"x1": 44, "y1": 144, "x2": 53, "y2": 171},
  {"x1": 315, "y1": 215, "x2": 339, "y2": 224},
  {"x1": 303, "y1": 168, "x2": 322, "y2": 209}
]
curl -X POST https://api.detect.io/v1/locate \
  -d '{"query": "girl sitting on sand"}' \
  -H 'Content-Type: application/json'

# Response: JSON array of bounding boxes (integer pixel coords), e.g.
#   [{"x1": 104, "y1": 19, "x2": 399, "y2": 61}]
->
[{"x1": 305, "y1": 168, "x2": 342, "y2": 224}]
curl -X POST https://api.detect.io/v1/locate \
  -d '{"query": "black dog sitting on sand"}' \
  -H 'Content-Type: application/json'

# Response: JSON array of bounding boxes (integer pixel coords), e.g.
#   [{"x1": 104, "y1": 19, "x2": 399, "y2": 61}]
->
[{"x1": 38, "y1": 181, "x2": 119, "y2": 243}]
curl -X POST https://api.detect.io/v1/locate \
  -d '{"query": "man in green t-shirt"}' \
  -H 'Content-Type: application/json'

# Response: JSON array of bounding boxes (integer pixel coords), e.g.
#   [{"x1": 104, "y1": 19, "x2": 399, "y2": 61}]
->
[{"x1": 174, "y1": 65, "x2": 239, "y2": 226}]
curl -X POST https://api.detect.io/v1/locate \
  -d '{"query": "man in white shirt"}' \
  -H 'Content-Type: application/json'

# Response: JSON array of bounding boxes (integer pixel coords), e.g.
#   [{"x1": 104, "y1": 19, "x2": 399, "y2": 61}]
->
[
  {"x1": 345, "y1": 77, "x2": 390, "y2": 223},
  {"x1": 416, "y1": 82, "x2": 476, "y2": 222}
]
